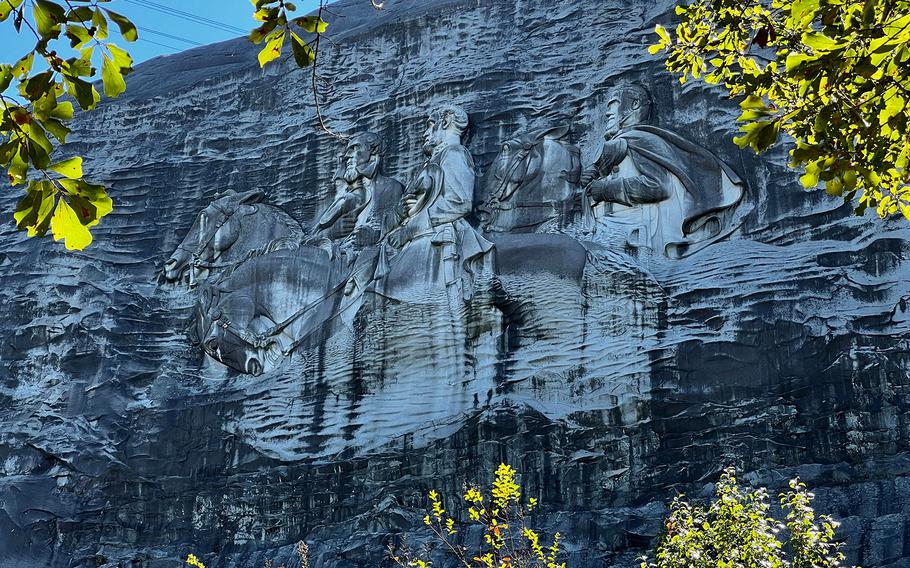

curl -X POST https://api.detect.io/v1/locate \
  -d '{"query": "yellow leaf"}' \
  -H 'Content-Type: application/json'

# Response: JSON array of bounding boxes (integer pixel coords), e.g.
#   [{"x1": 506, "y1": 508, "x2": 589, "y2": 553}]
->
[
  {"x1": 258, "y1": 30, "x2": 285, "y2": 68},
  {"x1": 51, "y1": 199, "x2": 92, "y2": 250},
  {"x1": 49, "y1": 157, "x2": 83, "y2": 179},
  {"x1": 101, "y1": 53, "x2": 127, "y2": 98}
]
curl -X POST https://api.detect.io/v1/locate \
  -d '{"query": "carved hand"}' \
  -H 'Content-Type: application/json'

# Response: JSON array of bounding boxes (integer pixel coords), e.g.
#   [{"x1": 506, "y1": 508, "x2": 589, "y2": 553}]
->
[
  {"x1": 579, "y1": 167, "x2": 598, "y2": 188},
  {"x1": 387, "y1": 228, "x2": 408, "y2": 249},
  {"x1": 327, "y1": 215, "x2": 356, "y2": 240},
  {"x1": 353, "y1": 226, "x2": 380, "y2": 248},
  {"x1": 587, "y1": 178, "x2": 618, "y2": 204}
]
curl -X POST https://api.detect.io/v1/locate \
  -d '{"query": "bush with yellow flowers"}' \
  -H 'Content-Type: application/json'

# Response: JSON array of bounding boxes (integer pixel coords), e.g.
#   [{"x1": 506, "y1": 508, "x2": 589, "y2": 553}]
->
[
  {"x1": 640, "y1": 468, "x2": 851, "y2": 568},
  {"x1": 389, "y1": 463, "x2": 568, "y2": 568},
  {"x1": 185, "y1": 539, "x2": 309, "y2": 568}
]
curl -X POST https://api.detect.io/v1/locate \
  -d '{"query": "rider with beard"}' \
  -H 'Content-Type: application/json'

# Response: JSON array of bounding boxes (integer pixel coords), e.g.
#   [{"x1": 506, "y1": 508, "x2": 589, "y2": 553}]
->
[{"x1": 374, "y1": 105, "x2": 493, "y2": 303}]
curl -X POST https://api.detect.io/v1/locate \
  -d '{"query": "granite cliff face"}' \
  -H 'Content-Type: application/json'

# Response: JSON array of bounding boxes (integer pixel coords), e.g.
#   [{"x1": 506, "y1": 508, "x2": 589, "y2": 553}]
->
[{"x1": 2, "y1": 0, "x2": 910, "y2": 567}]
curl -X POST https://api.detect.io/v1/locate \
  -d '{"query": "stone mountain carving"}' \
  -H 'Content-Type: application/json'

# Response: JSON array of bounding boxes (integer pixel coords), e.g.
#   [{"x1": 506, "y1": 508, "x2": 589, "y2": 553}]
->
[
  {"x1": 164, "y1": 89, "x2": 751, "y2": 376},
  {"x1": 374, "y1": 105, "x2": 494, "y2": 304},
  {"x1": 164, "y1": 132, "x2": 404, "y2": 375},
  {"x1": 582, "y1": 84, "x2": 747, "y2": 259},
  {"x1": 163, "y1": 189, "x2": 304, "y2": 286},
  {"x1": 6, "y1": 2, "x2": 910, "y2": 566},
  {"x1": 479, "y1": 124, "x2": 582, "y2": 233}
]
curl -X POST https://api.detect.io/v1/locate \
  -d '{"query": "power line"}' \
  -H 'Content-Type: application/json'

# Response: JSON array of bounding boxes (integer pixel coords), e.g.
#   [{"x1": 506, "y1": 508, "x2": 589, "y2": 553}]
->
[
  {"x1": 122, "y1": 0, "x2": 247, "y2": 34},
  {"x1": 128, "y1": 0, "x2": 247, "y2": 33},
  {"x1": 139, "y1": 26, "x2": 205, "y2": 47},
  {"x1": 138, "y1": 37, "x2": 182, "y2": 52}
]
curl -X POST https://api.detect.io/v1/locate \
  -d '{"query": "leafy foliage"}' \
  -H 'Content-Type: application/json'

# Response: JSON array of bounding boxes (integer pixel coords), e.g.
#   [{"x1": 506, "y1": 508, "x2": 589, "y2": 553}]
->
[
  {"x1": 1, "y1": 0, "x2": 134, "y2": 249},
  {"x1": 650, "y1": 0, "x2": 910, "y2": 222},
  {"x1": 249, "y1": 0, "x2": 328, "y2": 69},
  {"x1": 2, "y1": 0, "x2": 333, "y2": 250},
  {"x1": 390, "y1": 463, "x2": 568, "y2": 568},
  {"x1": 641, "y1": 468, "x2": 849, "y2": 568}
]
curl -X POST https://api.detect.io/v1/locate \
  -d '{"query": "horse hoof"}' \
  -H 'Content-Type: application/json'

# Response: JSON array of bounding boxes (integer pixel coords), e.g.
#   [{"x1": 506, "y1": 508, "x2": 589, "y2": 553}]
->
[{"x1": 246, "y1": 357, "x2": 263, "y2": 376}]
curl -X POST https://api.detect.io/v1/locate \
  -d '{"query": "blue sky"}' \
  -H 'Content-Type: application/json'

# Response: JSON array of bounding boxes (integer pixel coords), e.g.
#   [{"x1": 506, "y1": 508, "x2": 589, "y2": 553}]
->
[{"x1": 1, "y1": 0, "x2": 324, "y2": 66}]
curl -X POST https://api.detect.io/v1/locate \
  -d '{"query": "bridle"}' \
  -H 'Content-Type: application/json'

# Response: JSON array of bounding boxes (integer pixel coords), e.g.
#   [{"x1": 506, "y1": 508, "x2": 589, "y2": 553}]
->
[{"x1": 174, "y1": 202, "x2": 239, "y2": 279}]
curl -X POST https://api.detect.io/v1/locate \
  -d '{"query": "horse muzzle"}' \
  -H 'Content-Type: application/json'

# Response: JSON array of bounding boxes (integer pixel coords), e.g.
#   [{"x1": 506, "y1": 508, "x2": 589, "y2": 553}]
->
[{"x1": 163, "y1": 256, "x2": 190, "y2": 283}]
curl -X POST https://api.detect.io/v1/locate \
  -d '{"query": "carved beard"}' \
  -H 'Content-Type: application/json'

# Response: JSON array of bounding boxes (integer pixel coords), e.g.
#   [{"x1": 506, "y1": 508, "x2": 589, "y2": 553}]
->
[
  {"x1": 423, "y1": 126, "x2": 445, "y2": 156},
  {"x1": 343, "y1": 162, "x2": 362, "y2": 183}
]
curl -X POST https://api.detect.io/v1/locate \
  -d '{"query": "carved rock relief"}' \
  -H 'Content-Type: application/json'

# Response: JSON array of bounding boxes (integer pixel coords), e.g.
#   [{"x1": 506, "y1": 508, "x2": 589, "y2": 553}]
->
[{"x1": 164, "y1": 86, "x2": 748, "y2": 380}]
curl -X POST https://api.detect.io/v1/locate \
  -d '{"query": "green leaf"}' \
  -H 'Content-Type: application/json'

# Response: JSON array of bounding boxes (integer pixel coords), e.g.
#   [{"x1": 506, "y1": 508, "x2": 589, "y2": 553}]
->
[
  {"x1": 825, "y1": 176, "x2": 843, "y2": 196},
  {"x1": 12, "y1": 52, "x2": 34, "y2": 79},
  {"x1": 258, "y1": 29, "x2": 285, "y2": 68},
  {"x1": 802, "y1": 32, "x2": 843, "y2": 52},
  {"x1": 655, "y1": 24, "x2": 670, "y2": 43},
  {"x1": 790, "y1": 0, "x2": 820, "y2": 23},
  {"x1": 785, "y1": 53, "x2": 812, "y2": 73},
  {"x1": 254, "y1": 6, "x2": 278, "y2": 22},
  {"x1": 879, "y1": 93, "x2": 904, "y2": 125},
  {"x1": 249, "y1": 20, "x2": 278, "y2": 44},
  {"x1": 24, "y1": 121, "x2": 53, "y2": 168},
  {"x1": 737, "y1": 95, "x2": 770, "y2": 120},
  {"x1": 65, "y1": 75, "x2": 100, "y2": 110},
  {"x1": 32, "y1": 84, "x2": 58, "y2": 119},
  {"x1": 291, "y1": 15, "x2": 328, "y2": 33},
  {"x1": 107, "y1": 43, "x2": 132, "y2": 72},
  {"x1": 66, "y1": 5, "x2": 92, "y2": 22},
  {"x1": 49, "y1": 100, "x2": 74, "y2": 121},
  {"x1": 800, "y1": 162, "x2": 822, "y2": 188},
  {"x1": 7, "y1": 148, "x2": 29, "y2": 186},
  {"x1": 33, "y1": 0, "x2": 65, "y2": 37},
  {"x1": 740, "y1": 95, "x2": 767, "y2": 110},
  {"x1": 51, "y1": 197, "x2": 93, "y2": 250},
  {"x1": 23, "y1": 69, "x2": 55, "y2": 101},
  {"x1": 101, "y1": 53, "x2": 127, "y2": 97},
  {"x1": 49, "y1": 156, "x2": 83, "y2": 178},
  {"x1": 64, "y1": 23, "x2": 92, "y2": 48},
  {"x1": 103, "y1": 8, "x2": 137, "y2": 41},
  {"x1": 0, "y1": 139, "x2": 19, "y2": 166},
  {"x1": 92, "y1": 7, "x2": 108, "y2": 40},
  {"x1": 0, "y1": 0, "x2": 24, "y2": 22},
  {"x1": 14, "y1": 180, "x2": 57, "y2": 237},
  {"x1": 0, "y1": 64, "x2": 13, "y2": 92},
  {"x1": 58, "y1": 178, "x2": 111, "y2": 226},
  {"x1": 733, "y1": 120, "x2": 780, "y2": 153},
  {"x1": 41, "y1": 118, "x2": 70, "y2": 143},
  {"x1": 290, "y1": 31, "x2": 314, "y2": 67},
  {"x1": 63, "y1": 48, "x2": 94, "y2": 76}
]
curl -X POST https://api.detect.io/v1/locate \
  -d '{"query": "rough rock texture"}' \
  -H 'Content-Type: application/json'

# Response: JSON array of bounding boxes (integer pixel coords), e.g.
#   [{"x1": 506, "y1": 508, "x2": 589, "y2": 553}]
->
[{"x1": 2, "y1": 0, "x2": 910, "y2": 567}]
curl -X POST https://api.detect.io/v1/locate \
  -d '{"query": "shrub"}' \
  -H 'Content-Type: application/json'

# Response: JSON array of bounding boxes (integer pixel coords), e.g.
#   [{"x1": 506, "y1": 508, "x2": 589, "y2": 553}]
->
[
  {"x1": 390, "y1": 463, "x2": 568, "y2": 568},
  {"x1": 642, "y1": 468, "x2": 850, "y2": 568}
]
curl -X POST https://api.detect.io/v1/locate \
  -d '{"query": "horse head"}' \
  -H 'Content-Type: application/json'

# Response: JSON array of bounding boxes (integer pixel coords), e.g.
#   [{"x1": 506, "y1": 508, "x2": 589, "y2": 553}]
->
[
  {"x1": 481, "y1": 125, "x2": 581, "y2": 233},
  {"x1": 164, "y1": 189, "x2": 265, "y2": 286}
]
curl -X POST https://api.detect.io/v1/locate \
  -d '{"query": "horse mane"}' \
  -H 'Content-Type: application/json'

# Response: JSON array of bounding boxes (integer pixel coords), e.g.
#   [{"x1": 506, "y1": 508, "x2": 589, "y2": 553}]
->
[
  {"x1": 259, "y1": 203, "x2": 308, "y2": 241},
  {"x1": 208, "y1": 203, "x2": 308, "y2": 282},
  {"x1": 216, "y1": 236, "x2": 304, "y2": 281}
]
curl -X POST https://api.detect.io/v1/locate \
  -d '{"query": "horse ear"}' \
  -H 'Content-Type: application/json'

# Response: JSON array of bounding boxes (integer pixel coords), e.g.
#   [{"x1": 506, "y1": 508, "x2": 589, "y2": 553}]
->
[
  {"x1": 237, "y1": 189, "x2": 265, "y2": 205},
  {"x1": 542, "y1": 125, "x2": 570, "y2": 140}
]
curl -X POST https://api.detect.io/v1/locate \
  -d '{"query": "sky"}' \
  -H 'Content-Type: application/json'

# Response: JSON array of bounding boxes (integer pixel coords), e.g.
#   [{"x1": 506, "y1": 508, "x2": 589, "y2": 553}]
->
[{"x1": 1, "y1": 0, "x2": 324, "y2": 67}]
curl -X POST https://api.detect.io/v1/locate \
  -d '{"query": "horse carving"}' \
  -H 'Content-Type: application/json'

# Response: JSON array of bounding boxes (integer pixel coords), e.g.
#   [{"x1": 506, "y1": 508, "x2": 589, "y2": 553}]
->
[
  {"x1": 194, "y1": 246, "x2": 348, "y2": 376},
  {"x1": 163, "y1": 189, "x2": 305, "y2": 287},
  {"x1": 479, "y1": 125, "x2": 582, "y2": 234}
]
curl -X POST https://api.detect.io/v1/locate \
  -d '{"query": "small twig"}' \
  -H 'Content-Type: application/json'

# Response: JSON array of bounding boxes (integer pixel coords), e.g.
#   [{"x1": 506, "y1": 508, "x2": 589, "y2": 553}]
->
[{"x1": 309, "y1": 0, "x2": 347, "y2": 139}]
